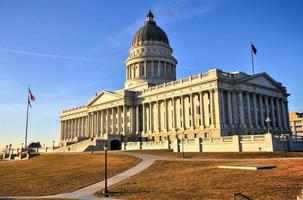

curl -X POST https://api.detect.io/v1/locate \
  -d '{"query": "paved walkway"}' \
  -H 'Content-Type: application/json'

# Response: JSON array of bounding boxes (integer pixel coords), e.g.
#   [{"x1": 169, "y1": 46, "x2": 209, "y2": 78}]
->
[
  {"x1": 1, "y1": 152, "x2": 302, "y2": 200},
  {"x1": 0, "y1": 152, "x2": 162, "y2": 200}
]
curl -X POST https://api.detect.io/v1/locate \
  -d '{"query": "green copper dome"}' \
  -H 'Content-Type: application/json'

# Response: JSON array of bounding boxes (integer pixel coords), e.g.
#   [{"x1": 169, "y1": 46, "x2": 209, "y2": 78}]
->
[{"x1": 132, "y1": 10, "x2": 169, "y2": 47}]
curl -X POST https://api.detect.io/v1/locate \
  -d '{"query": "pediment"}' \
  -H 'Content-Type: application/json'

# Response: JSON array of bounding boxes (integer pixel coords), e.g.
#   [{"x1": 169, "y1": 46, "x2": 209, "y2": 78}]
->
[
  {"x1": 87, "y1": 91, "x2": 123, "y2": 106},
  {"x1": 241, "y1": 73, "x2": 284, "y2": 91}
]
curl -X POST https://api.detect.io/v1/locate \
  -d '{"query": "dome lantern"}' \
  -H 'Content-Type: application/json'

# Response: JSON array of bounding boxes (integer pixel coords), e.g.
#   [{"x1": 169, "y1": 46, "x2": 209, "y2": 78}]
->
[
  {"x1": 146, "y1": 9, "x2": 154, "y2": 22},
  {"x1": 132, "y1": 10, "x2": 169, "y2": 47}
]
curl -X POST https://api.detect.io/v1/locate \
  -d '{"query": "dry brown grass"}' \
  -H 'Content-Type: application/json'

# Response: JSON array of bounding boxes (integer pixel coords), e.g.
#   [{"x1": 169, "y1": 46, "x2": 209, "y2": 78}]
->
[
  {"x1": 97, "y1": 159, "x2": 303, "y2": 200},
  {"x1": 130, "y1": 149, "x2": 303, "y2": 159},
  {"x1": 0, "y1": 152, "x2": 140, "y2": 196}
]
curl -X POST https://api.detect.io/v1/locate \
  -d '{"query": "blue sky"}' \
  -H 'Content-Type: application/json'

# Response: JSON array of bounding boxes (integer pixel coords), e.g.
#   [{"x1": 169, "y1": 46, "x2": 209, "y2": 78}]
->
[{"x1": 0, "y1": 0, "x2": 302, "y2": 148}]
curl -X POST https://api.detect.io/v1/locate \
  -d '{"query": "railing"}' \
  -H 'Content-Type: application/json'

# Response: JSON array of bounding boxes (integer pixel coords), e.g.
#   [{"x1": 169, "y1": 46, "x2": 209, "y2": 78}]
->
[
  {"x1": 55, "y1": 138, "x2": 93, "y2": 152},
  {"x1": 141, "y1": 71, "x2": 210, "y2": 94},
  {"x1": 222, "y1": 136, "x2": 233, "y2": 142},
  {"x1": 233, "y1": 192, "x2": 252, "y2": 200}
]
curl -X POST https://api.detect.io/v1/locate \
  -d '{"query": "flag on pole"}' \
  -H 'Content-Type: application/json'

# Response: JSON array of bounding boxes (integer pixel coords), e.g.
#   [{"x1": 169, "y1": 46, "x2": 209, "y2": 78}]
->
[
  {"x1": 28, "y1": 88, "x2": 36, "y2": 108},
  {"x1": 251, "y1": 43, "x2": 257, "y2": 55}
]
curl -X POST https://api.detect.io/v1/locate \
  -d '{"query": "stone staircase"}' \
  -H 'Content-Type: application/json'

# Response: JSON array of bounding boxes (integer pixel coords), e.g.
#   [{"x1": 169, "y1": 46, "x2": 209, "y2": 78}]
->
[
  {"x1": 298, "y1": 190, "x2": 303, "y2": 200},
  {"x1": 54, "y1": 138, "x2": 104, "y2": 152}
]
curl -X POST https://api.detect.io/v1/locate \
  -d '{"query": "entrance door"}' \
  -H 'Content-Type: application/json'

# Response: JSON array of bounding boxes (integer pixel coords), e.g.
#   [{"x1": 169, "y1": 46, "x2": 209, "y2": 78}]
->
[{"x1": 110, "y1": 140, "x2": 121, "y2": 150}]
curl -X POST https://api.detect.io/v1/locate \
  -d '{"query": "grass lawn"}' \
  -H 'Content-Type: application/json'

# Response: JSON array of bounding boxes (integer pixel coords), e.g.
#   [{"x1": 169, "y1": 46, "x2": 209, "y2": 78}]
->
[
  {"x1": 129, "y1": 149, "x2": 303, "y2": 159},
  {"x1": 97, "y1": 159, "x2": 303, "y2": 200},
  {"x1": 0, "y1": 152, "x2": 140, "y2": 196}
]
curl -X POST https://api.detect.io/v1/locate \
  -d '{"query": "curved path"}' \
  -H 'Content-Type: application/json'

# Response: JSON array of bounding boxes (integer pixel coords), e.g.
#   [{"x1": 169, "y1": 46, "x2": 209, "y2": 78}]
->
[{"x1": 1, "y1": 152, "x2": 302, "y2": 200}]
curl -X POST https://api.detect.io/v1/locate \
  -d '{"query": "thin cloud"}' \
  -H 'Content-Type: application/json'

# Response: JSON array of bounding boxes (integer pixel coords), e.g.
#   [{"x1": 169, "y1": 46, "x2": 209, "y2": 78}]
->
[
  {"x1": 289, "y1": 106, "x2": 303, "y2": 112},
  {"x1": 0, "y1": 48, "x2": 119, "y2": 63},
  {"x1": 94, "y1": 0, "x2": 224, "y2": 50}
]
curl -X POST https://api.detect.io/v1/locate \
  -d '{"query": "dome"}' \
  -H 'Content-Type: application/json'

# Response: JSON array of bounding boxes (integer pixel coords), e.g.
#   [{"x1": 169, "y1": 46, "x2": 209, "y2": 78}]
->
[{"x1": 132, "y1": 10, "x2": 169, "y2": 47}]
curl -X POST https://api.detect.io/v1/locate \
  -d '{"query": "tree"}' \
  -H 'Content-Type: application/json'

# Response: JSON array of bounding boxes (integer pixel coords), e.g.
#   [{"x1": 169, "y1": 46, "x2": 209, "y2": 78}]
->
[{"x1": 28, "y1": 142, "x2": 41, "y2": 151}]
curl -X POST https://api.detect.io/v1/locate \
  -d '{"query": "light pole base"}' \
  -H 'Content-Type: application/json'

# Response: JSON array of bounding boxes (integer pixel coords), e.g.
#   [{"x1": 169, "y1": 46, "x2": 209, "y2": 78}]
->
[{"x1": 103, "y1": 189, "x2": 109, "y2": 197}]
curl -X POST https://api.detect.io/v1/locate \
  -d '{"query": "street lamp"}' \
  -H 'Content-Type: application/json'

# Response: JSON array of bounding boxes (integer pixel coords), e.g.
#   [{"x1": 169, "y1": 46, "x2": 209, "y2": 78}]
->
[
  {"x1": 282, "y1": 134, "x2": 287, "y2": 158},
  {"x1": 21, "y1": 143, "x2": 24, "y2": 152},
  {"x1": 181, "y1": 137, "x2": 184, "y2": 159},
  {"x1": 103, "y1": 143, "x2": 109, "y2": 197},
  {"x1": 265, "y1": 117, "x2": 271, "y2": 134},
  {"x1": 52, "y1": 140, "x2": 55, "y2": 150}
]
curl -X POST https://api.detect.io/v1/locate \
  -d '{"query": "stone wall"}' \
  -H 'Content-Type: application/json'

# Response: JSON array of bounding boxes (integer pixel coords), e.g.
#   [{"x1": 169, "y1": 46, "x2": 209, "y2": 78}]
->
[{"x1": 123, "y1": 133, "x2": 303, "y2": 152}]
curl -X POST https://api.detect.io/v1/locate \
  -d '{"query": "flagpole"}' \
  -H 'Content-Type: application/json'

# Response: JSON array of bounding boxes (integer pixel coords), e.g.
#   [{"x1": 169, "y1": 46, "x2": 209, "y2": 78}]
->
[
  {"x1": 250, "y1": 42, "x2": 255, "y2": 75},
  {"x1": 24, "y1": 85, "x2": 30, "y2": 151}
]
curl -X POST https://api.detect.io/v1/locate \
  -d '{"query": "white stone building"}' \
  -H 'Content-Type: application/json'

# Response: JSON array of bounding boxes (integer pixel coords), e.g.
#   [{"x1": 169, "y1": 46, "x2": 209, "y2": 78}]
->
[{"x1": 59, "y1": 11, "x2": 291, "y2": 150}]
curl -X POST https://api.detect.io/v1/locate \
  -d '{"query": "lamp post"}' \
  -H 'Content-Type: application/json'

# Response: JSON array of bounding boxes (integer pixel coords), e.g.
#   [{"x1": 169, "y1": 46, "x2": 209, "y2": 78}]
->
[
  {"x1": 282, "y1": 134, "x2": 287, "y2": 158},
  {"x1": 265, "y1": 117, "x2": 271, "y2": 134},
  {"x1": 21, "y1": 143, "x2": 24, "y2": 152},
  {"x1": 103, "y1": 144, "x2": 109, "y2": 197},
  {"x1": 52, "y1": 140, "x2": 55, "y2": 150},
  {"x1": 181, "y1": 137, "x2": 184, "y2": 159}
]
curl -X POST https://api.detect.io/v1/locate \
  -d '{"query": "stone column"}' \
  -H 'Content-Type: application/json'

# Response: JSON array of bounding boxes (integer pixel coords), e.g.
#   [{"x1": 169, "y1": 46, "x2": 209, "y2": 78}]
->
[
  {"x1": 142, "y1": 104, "x2": 146, "y2": 132},
  {"x1": 66, "y1": 120, "x2": 69, "y2": 140},
  {"x1": 149, "y1": 102, "x2": 153, "y2": 132},
  {"x1": 69, "y1": 119, "x2": 72, "y2": 139},
  {"x1": 281, "y1": 99, "x2": 288, "y2": 131},
  {"x1": 144, "y1": 61, "x2": 147, "y2": 78},
  {"x1": 67, "y1": 120, "x2": 70, "y2": 139},
  {"x1": 136, "y1": 105, "x2": 139, "y2": 134},
  {"x1": 219, "y1": 90, "x2": 226, "y2": 128},
  {"x1": 227, "y1": 91, "x2": 233, "y2": 128},
  {"x1": 151, "y1": 61, "x2": 154, "y2": 79},
  {"x1": 61, "y1": 121, "x2": 65, "y2": 140},
  {"x1": 209, "y1": 90, "x2": 215, "y2": 128},
  {"x1": 190, "y1": 94, "x2": 195, "y2": 129},
  {"x1": 85, "y1": 115, "x2": 89, "y2": 137},
  {"x1": 74, "y1": 119, "x2": 77, "y2": 138},
  {"x1": 199, "y1": 92, "x2": 205, "y2": 128},
  {"x1": 265, "y1": 96, "x2": 270, "y2": 119},
  {"x1": 238, "y1": 91, "x2": 245, "y2": 128},
  {"x1": 164, "y1": 99, "x2": 168, "y2": 131},
  {"x1": 78, "y1": 118, "x2": 81, "y2": 137},
  {"x1": 99, "y1": 110, "x2": 103, "y2": 135},
  {"x1": 70, "y1": 119, "x2": 73, "y2": 139},
  {"x1": 96, "y1": 111, "x2": 100, "y2": 137},
  {"x1": 112, "y1": 107, "x2": 115, "y2": 134},
  {"x1": 131, "y1": 106, "x2": 135, "y2": 133},
  {"x1": 104, "y1": 108, "x2": 109, "y2": 134},
  {"x1": 276, "y1": 98, "x2": 282, "y2": 130},
  {"x1": 181, "y1": 95, "x2": 185, "y2": 130},
  {"x1": 157, "y1": 101, "x2": 160, "y2": 132},
  {"x1": 116, "y1": 107, "x2": 120, "y2": 134},
  {"x1": 246, "y1": 92, "x2": 252, "y2": 128},
  {"x1": 90, "y1": 113, "x2": 93, "y2": 137},
  {"x1": 213, "y1": 89, "x2": 221, "y2": 129},
  {"x1": 83, "y1": 117, "x2": 86, "y2": 137},
  {"x1": 94, "y1": 112, "x2": 97, "y2": 136},
  {"x1": 100, "y1": 111, "x2": 103, "y2": 135},
  {"x1": 172, "y1": 98, "x2": 176, "y2": 131},
  {"x1": 270, "y1": 97, "x2": 276, "y2": 130},
  {"x1": 123, "y1": 105, "x2": 127, "y2": 135},
  {"x1": 70, "y1": 119, "x2": 74, "y2": 139},
  {"x1": 64, "y1": 121, "x2": 67, "y2": 140},
  {"x1": 60, "y1": 121, "x2": 63, "y2": 140},
  {"x1": 253, "y1": 93, "x2": 259, "y2": 129},
  {"x1": 259, "y1": 95, "x2": 265, "y2": 129}
]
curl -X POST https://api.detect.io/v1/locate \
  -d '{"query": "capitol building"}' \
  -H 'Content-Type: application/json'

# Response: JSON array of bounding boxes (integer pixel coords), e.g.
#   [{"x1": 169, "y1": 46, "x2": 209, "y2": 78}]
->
[{"x1": 59, "y1": 11, "x2": 292, "y2": 151}]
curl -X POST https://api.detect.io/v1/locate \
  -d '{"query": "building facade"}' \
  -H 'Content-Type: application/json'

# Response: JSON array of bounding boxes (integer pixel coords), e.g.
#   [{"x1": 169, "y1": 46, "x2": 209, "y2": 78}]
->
[
  {"x1": 59, "y1": 11, "x2": 291, "y2": 147},
  {"x1": 289, "y1": 112, "x2": 303, "y2": 136}
]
